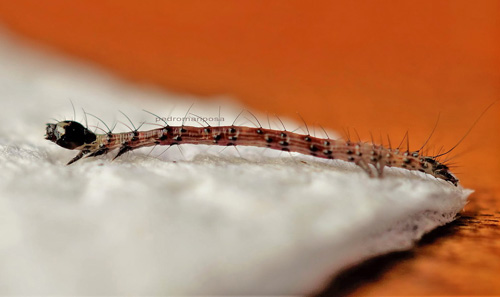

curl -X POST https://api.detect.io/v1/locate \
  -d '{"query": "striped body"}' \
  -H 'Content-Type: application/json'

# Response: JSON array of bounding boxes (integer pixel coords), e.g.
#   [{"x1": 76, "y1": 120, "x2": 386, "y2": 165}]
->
[{"x1": 45, "y1": 121, "x2": 458, "y2": 186}]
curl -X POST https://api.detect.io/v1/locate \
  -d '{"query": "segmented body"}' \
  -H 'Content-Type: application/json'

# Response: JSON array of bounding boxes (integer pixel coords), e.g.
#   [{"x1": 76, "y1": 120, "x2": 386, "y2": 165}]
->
[{"x1": 45, "y1": 120, "x2": 459, "y2": 186}]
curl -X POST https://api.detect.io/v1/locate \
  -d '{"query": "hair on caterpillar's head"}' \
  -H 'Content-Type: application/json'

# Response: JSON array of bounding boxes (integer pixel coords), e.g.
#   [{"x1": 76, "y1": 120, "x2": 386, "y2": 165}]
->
[{"x1": 45, "y1": 121, "x2": 97, "y2": 150}]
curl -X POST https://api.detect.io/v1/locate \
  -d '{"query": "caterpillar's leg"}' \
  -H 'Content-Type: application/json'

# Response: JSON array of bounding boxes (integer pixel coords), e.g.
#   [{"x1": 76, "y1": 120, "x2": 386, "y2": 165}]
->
[
  {"x1": 355, "y1": 158, "x2": 375, "y2": 177},
  {"x1": 113, "y1": 145, "x2": 132, "y2": 160},
  {"x1": 86, "y1": 148, "x2": 109, "y2": 158},
  {"x1": 375, "y1": 160, "x2": 385, "y2": 177},
  {"x1": 67, "y1": 151, "x2": 85, "y2": 165},
  {"x1": 68, "y1": 148, "x2": 110, "y2": 165}
]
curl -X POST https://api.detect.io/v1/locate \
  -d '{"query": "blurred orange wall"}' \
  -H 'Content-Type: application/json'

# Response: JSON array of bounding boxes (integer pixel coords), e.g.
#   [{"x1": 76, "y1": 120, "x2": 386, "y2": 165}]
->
[{"x1": 0, "y1": 0, "x2": 498, "y2": 187}]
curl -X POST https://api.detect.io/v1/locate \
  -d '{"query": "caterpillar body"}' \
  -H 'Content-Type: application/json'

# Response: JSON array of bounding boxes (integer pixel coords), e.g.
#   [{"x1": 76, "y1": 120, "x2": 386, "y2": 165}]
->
[{"x1": 45, "y1": 118, "x2": 459, "y2": 186}]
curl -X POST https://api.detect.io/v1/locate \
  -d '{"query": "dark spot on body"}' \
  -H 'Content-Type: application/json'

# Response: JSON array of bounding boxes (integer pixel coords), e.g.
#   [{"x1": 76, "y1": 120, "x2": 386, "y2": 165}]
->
[
  {"x1": 131, "y1": 131, "x2": 139, "y2": 141},
  {"x1": 279, "y1": 141, "x2": 289, "y2": 146},
  {"x1": 423, "y1": 157, "x2": 436, "y2": 164},
  {"x1": 435, "y1": 164, "x2": 448, "y2": 170}
]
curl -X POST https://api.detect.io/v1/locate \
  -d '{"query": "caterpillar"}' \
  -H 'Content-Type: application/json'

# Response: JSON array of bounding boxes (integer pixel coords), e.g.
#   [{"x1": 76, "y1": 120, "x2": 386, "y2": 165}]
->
[{"x1": 45, "y1": 109, "x2": 462, "y2": 187}]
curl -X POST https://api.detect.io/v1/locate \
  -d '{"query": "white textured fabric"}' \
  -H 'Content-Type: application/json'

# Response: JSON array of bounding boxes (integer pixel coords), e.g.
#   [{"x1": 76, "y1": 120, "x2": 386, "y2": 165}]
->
[{"x1": 0, "y1": 31, "x2": 471, "y2": 295}]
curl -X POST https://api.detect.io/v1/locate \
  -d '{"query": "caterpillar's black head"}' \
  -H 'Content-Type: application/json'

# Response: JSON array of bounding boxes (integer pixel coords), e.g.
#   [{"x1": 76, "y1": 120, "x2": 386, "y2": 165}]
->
[
  {"x1": 422, "y1": 157, "x2": 459, "y2": 186},
  {"x1": 45, "y1": 121, "x2": 97, "y2": 150}
]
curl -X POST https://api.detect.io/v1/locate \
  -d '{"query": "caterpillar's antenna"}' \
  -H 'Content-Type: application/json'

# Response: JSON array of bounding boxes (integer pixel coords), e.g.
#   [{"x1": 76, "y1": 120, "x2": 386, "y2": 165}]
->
[{"x1": 433, "y1": 100, "x2": 497, "y2": 158}]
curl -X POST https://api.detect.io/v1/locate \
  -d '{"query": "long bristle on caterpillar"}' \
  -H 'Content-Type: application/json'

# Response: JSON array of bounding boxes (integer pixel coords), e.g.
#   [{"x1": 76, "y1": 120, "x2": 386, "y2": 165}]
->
[{"x1": 44, "y1": 119, "x2": 459, "y2": 186}]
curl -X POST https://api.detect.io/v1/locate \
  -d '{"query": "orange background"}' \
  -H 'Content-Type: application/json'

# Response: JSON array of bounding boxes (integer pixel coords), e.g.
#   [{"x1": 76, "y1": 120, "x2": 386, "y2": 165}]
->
[
  {"x1": 0, "y1": 1, "x2": 499, "y2": 295},
  {"x1": 0, "y1": 1, "x2": 498, "y2": 185}
]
